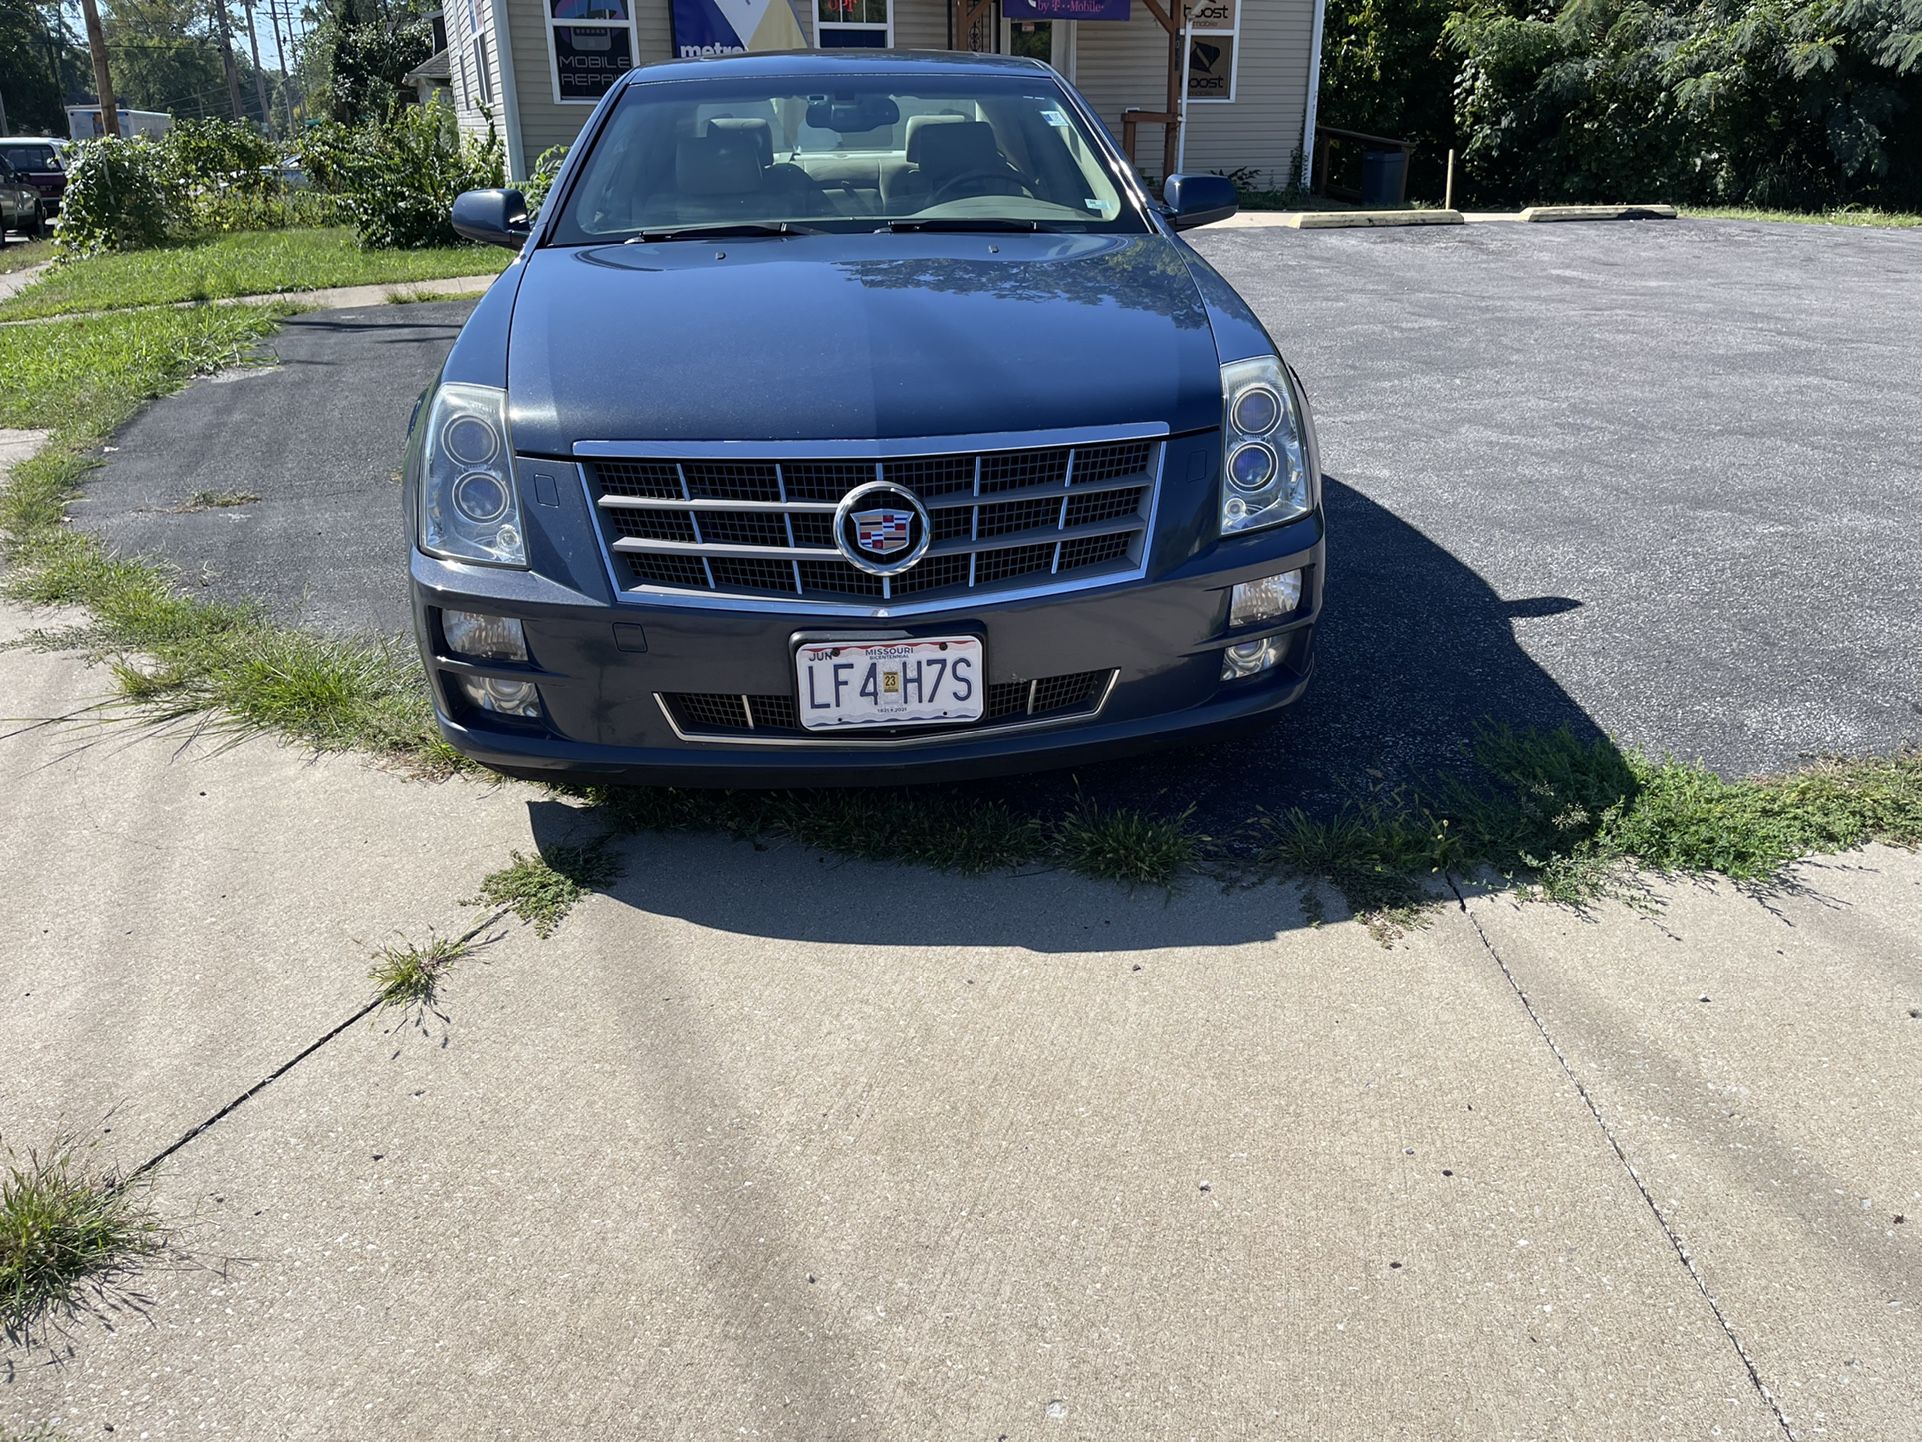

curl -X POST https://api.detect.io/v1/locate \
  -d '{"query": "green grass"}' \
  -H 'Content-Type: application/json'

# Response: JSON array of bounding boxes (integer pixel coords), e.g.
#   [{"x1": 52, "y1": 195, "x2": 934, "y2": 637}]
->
[
  {"x1": 1680, "y1": 205, "x2": 1922, "y2": 229},
  {"x1": 1, "y1": 1133, "x2": 167, "y2": 1347},
  {"x1": 370, "y1": 934, "x2": 470, "y2": 1010},
  {"x1": 0, "y1": 227, "x2": 508, "y2": 321},
  {"x1": 470, "y1": 844, "x2": 625, "y2": 938},
  {"x1": 1261, "y1": 727, "x2": 1922, "y2": 915},
  {"x1": 0, "y1": 236, "x2": 57, "y2": 274}
]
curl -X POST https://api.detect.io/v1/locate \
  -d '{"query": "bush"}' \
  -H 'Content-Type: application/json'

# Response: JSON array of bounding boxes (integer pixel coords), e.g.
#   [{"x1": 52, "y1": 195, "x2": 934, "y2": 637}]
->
[
  {"x1": 326, "y1": 98, "x2": 506, "y2": 250},
  {"x1": 54, "y1": 138, "x2": 171, "y2": 256},
  {"x1": 523, "y1": 144, "x2": 570, "y2": 216}
]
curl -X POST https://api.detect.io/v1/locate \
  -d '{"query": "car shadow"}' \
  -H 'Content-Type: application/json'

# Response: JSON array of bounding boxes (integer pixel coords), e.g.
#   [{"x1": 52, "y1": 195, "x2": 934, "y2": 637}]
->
[
  {"x1": 946, "y1": 472, "x2": 1605, "y2": 832},
  {"x1": 521, "y1": 471, "x2": 1620, "y2": 950}
]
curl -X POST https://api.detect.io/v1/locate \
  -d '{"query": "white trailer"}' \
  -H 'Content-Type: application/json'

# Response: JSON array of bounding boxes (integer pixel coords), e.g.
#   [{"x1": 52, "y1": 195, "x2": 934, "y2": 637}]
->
[{"x1": 66, "y1": 107, "x2": 174, "y2": 140}]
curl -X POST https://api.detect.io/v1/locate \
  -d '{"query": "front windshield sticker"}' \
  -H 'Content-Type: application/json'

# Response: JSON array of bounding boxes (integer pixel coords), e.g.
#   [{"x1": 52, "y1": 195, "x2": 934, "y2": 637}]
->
[{"x1": 1041, "y1": 109, "x2": 1071, "y2": 128}]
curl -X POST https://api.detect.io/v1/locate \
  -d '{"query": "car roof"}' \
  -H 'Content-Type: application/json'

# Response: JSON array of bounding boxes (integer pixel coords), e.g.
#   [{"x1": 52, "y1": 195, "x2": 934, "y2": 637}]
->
[
  {"x1": 1, "y1": 137, "x2": 63, "y2": 146},
  {"x1": 622, "y1": 47, "x2": 1052, "y2": 88}
]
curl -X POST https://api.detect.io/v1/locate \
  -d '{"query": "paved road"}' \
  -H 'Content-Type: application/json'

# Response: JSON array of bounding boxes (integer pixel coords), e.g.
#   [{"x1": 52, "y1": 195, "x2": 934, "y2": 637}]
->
[
  {"x1": 73, "y1": 219, "x2": 1922, "y2": 820},
  {"x1": 5, "y1": 604, "x2": 1919, "y2": 1439}
]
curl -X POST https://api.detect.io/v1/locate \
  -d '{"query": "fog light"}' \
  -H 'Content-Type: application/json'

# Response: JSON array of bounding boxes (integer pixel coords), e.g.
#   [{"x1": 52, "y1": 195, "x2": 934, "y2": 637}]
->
[
  {"x1": 1221, "y1": 636, "x2": 1283, "y2": 680},
  {"x1": 443, "y1": 609, "x2": 527, "y2": 662},
  {"x1": 456, "y1": 674, "x2": 542, "y2": 717},
  {"x1": 1229, "y1": 569, "x2": 1303, "y2": 627}
]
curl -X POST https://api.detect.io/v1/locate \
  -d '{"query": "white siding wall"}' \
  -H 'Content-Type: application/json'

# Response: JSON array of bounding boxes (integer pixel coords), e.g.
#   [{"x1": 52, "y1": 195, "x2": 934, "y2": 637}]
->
[
  {"x1": 1074, "y1": 1, "x2": 1314, "y2": 187},
  {"x1": 479, "y1": 0, "x2": 1312, "y2": 187}
]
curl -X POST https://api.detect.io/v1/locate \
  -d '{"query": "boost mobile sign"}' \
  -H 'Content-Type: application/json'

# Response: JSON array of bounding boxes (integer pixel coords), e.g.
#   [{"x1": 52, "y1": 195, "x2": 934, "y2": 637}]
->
[{"x1": 670, "y1": 0, "x2": 809, "y2": 57}]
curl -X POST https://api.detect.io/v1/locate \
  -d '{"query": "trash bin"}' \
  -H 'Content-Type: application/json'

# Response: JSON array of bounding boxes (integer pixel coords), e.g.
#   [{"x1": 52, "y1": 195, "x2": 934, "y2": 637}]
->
[{"x1": 1359, "y1": 147, "x2": 1407, "y2": 208}]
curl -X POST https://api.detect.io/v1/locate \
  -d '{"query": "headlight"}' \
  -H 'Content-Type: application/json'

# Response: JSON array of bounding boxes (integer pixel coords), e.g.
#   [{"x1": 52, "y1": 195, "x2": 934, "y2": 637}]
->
[
  {"x1": 1219, "y1": 357, "x2": 1316, "y2": 536},
  {"x1": 418, "y1": 382, "x2": 526, "y2": 567}
]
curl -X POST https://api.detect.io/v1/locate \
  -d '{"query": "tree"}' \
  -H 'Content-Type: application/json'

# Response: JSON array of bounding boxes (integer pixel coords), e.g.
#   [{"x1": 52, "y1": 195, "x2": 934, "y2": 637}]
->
[
  {"x1": 0, "y1": 0, "x2": 90, "y2": 133},
  {"x1": 307, "y1": 0, "x2": 432, "y2": 122}
]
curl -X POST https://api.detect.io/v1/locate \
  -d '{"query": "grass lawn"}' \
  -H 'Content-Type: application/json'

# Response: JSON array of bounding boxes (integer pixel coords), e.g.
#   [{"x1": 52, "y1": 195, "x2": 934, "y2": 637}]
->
[
  {"x1": 1680, "y1": 205, "x2": 1922, "y2": 229},
  {"x1": 0, "y1": 227, "x2": 509, "y2": 321},
  {"x1": 0, "y1": 236, "x2": 57, "y2": 274}
]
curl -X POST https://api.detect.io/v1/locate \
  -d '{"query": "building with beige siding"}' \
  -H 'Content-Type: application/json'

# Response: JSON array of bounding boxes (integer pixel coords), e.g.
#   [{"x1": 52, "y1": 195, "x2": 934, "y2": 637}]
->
[{"x1": 428, "y1": 0, "x2": 1323, "y2": 191}]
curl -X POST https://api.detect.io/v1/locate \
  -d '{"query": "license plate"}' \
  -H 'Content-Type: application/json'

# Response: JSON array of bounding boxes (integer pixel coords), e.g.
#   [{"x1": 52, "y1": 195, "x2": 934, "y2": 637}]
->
[{"x1": 796, "y1": 636, "x2": 984, "y2": 732}]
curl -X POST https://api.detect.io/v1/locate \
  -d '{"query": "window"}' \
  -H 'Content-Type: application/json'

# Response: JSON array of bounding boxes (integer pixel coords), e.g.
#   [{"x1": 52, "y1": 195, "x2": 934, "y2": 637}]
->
[
  {"x1": 549, "y1": 72, "x2": 1145, "y2": 241},
  {"x1": 816, "y1": 0, "x2": 891, "y2": 49},
  {"x1": 547, "y1": 0, "x2": 639, "y2": 104},
  {"x1": 1186, "y1": 0, "x2": 1237, "y2": 103}
]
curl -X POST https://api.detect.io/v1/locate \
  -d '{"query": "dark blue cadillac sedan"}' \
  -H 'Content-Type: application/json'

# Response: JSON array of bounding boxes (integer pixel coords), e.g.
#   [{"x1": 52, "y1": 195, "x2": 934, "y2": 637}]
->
[{"x1": 408, "y1": 48, "x2": 1323, "y2": 784}]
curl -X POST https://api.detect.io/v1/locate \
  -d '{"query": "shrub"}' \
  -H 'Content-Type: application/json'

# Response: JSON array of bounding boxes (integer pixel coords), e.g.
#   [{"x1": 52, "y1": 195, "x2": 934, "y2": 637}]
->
[
  {"x1": 336, "y1": 98, "x2": 506, "y2": 249},
  {"x1": 523, "y1": 144, "x2": 570, "y2": 216},
  {"x1": 54, "y1": 138, "x2": 171, "y2": 256}
]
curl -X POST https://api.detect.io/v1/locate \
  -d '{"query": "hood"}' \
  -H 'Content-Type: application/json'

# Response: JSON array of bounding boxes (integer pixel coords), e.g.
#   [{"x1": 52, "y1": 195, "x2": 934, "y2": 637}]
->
[{"x1": 505, "y1": 231, "x2": 1222, "y2": 454}]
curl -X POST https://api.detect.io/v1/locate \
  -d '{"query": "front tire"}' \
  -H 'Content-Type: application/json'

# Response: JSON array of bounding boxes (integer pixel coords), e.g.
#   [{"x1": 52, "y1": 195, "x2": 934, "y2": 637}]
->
[{"x1": 26, "y1": 202, "x2": 45, "y2": 240}]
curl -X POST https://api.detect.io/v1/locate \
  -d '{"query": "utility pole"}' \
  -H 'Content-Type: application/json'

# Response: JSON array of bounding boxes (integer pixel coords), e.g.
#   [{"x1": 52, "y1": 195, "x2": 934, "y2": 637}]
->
[
  {"x1": 78, "y1": 0, "x2": 120, "y2": 137},
  {"x1": 242, "y1": 0, "x2": 273, "y2": 131},
  {"x1": 267, "y1": 0, "x2": 299, "y2": 129},
  {"x1": 213, "y1": 0, "x2": 247, "y2": 121}
]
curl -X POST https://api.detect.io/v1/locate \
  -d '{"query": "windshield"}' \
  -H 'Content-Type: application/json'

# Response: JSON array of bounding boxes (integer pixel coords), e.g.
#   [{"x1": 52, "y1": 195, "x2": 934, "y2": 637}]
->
[
  {"x1": 548, "y1": 71, "x2": 1145, "y2": 241},
  {"x1": 3, "y1": 145, "x2": 59, "y2": 172}
]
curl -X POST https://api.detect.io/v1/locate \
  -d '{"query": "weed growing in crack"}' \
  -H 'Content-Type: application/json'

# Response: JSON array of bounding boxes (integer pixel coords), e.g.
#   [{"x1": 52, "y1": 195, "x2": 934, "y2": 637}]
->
[
  {"x1": 0, "y1": 1132, "x2": 170, "y2": 1349},
  {"x1": 370, "y1": 934, "x2": 470, "y2": 1011},
  {"x1": 470, "y1": 844, "x2": 624, "y2": 938}
]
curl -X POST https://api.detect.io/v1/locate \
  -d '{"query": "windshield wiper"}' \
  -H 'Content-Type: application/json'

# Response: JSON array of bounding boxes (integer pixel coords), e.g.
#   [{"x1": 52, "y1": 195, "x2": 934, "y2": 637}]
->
[
  {"x1": 624, "y1": 221, "x2": 826, "y2": 243},
  {"x1": 880, "y1": 218, "x2": 1067, "y2": 234}
]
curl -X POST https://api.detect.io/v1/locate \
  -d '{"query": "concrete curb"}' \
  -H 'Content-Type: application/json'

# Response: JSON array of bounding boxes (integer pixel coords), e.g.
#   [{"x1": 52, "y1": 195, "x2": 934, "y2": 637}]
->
[
  {"x1": 1287, "y1": 209, "x2": 1464, "y2": 230},
  {"x1": 1520, "y1": 204, "x2": 1677, "y2": 222}
]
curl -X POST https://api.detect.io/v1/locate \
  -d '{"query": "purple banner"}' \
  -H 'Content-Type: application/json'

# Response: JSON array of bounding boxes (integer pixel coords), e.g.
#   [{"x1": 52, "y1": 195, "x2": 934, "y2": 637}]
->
[{"x1": 1005, "y1": 0, "x2": 1130, "y2": 19}]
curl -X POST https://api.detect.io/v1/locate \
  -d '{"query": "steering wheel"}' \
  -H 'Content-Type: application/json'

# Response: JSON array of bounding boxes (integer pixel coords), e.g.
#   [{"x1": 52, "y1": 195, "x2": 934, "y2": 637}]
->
[{"x1": 930, "y1": 167, "x2": 1034, "y2": 207}]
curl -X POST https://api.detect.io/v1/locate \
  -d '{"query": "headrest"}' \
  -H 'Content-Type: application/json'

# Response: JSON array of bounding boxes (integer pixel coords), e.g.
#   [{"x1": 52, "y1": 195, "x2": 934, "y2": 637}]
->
[
  {"x1": 675, "y1": 133, "x2": 765, "y2": 197},
  {"x1": 904, "y1": 113, "x2": 969, "y2": 164},
  {"x1": 908, "y1": 120, "x2": 1001, "y2": 175},
  {"x1": 704, "y1": 117, "x2": 774, "y2": 170}
]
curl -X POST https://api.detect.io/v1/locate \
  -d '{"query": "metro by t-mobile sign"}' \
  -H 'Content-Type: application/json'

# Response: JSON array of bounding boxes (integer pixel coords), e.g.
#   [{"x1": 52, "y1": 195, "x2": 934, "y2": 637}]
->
[
  {"x1": 670, "y1": 0, "x2": 809, "y2": 57},
  {"x1": 1006, "y1": 0, "x2": 1132, "y2": 16}
]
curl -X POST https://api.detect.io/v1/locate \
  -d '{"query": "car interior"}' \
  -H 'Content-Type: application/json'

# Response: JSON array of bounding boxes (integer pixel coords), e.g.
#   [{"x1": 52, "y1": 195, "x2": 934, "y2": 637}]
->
[{"x1": 559, "y1": 83, "x2": 1133, "y2": 236}]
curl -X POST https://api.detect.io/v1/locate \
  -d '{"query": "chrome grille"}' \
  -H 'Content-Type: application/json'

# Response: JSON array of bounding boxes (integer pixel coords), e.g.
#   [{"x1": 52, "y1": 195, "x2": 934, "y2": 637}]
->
[
  {"x1": 661, "y1": 669, "x2": 1114, "y2": 740},
  {"x1": 582, "y1": 435, "x2": 1161, "y2": 607}
]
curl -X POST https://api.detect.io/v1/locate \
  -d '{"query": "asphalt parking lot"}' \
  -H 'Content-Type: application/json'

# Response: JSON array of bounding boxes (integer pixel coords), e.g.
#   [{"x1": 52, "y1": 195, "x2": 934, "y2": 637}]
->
[{"x1": 70, "y1": 218, "x2": 1922, "y2": 822}]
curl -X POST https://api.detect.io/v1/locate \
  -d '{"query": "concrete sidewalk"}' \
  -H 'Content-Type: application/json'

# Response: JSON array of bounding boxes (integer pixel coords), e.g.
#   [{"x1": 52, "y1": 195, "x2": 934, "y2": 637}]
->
[{"x1": 1, "y1": 603, "x2": 1915, "y2": 1439}]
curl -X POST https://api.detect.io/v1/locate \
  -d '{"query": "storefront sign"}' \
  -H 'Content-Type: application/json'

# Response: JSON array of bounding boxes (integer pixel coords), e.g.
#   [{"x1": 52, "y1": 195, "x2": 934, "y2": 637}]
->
[
  {"x1": 671, "y1": 0, "x2": 809, "y2": 57},
  {"x1": 553, "y1": 23, "x2": 635, "y2": 99},
  {"x1": 1006, "y1": 0, "x2": 1131, "y2": 17},
  {"x1": 1187, "y1": 32, "x2": 1234, "y2": 99},
  {"x1": 1187, "y1": 0, "x2": 1234, "y2": 27}
]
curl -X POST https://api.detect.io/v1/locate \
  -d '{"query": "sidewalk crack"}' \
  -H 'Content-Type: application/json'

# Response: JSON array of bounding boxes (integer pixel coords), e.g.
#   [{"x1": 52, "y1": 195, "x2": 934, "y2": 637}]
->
[
  {"x1": 1446, "y1": 874, "x2": 1798, "y2": 1442},
  {"x1": 121, "y1": 910, "x2": 507, "y2": 1186}
]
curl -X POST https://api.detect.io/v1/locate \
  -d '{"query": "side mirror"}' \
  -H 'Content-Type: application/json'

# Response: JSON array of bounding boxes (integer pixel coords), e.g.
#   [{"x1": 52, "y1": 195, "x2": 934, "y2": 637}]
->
[
  {"x1": 1162, "y1": 173, "x2": 1238, "y2": 231},
  {"x1": 452, "y1": 188, "x2": 531, "y2": 249}
]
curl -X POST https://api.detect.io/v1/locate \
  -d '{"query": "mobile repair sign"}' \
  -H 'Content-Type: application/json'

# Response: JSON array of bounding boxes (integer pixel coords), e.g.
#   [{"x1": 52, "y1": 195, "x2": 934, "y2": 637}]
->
[{"x1": 670, "y1": 0, "x2": 809, "y2": 57}]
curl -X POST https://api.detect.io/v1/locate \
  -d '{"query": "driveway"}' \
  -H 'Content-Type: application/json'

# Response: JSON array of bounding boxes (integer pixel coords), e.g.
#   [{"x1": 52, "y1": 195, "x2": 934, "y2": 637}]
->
[{"x1": 67, "y1": 219, "x2": 1922, "y2": 825}]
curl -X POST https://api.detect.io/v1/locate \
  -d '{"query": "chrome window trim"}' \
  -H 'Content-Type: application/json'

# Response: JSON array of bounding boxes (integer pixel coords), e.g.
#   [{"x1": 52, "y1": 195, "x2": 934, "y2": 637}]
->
[
  {"x1": 654, "y1": 670, "x2": 1119, "y2": 748},
  {"x1": 572, "y1": 425, "x2": 1171, "y2": 618}
]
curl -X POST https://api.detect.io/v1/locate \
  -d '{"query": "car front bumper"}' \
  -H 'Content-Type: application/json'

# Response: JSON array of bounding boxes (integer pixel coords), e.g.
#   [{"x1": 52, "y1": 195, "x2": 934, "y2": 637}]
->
[{"x1": 410, "y1": 510, "x2": 1324, "y2": 786}]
